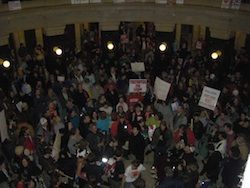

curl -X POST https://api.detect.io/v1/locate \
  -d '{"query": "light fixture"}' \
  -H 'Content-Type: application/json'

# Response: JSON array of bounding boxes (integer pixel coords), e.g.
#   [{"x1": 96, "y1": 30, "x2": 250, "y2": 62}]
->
[
  {"x1": 107, "y1": 41, "x2": 114, "y2": 51},
  {"x1": 211, "y1": 50, "x2": 222, "y2": 60},
  {"x1": 3, "y1": 60, "x2": 10, "y2": 68},
  {"x1": 53, "y1": 46, "x2": 63, "y2": 56},
  {"x1": 211, "y1": 52, "x2": 218, "y2": 60},
  {"x1": 159, "y1": 42, "x2": 167, "y2": 52}
]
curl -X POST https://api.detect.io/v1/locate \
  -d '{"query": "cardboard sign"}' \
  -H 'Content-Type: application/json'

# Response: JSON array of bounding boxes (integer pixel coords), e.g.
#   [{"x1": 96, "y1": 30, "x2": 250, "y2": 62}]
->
[
  {"x1": 131, "y1": 62, "x2": 145, "y2": 72},
  {"x1": 129, "y1": 79, "x2": 147, "y2": 93},
  {"x1": 198, "y1": 86, "x2": 221, "y2": 111},
  {"x1": 154, "y1": 77, "x2": 171, "y2": 101}
]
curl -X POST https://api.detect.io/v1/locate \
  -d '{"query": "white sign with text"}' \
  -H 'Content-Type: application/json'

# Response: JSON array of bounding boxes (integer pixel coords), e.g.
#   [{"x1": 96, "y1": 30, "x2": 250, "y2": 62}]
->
[
  {"x1": 129, "y1": 79, "x2": 147, "y2": 93},
  {"x1": 198, "y1": 86, "x2": 221, "y2": 111}
]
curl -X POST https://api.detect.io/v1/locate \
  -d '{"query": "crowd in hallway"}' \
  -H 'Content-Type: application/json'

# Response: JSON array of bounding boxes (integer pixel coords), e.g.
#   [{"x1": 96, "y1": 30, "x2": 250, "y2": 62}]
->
[{"x1": 0, "y1": 22, "x2": 249, "y2": 188}]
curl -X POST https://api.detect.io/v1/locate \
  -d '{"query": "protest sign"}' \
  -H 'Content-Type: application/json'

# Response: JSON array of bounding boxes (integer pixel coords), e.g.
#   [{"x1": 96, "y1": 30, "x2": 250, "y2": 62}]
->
[
  {"x1": 131, "y1": 62, "x2": 145, "y2": 72},
  {"x1": 0, "y1": 110, "x2": 9, "y2": 142},
  {"x1": 198, "y1": 86, "x2": 221, "y2": 111},
  {"x1": 154, "y1": 77, "x2": 171, "y2": 101},
  {"x1": 129, "y1": 79, "x2": 147, "y2": 93}
]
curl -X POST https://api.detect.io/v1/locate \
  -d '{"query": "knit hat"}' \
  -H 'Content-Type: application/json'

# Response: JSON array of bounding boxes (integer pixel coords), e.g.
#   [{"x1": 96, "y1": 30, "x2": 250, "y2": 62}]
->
[{"x1": 40, "y1": 117, "x2": 47, "y2": 125}]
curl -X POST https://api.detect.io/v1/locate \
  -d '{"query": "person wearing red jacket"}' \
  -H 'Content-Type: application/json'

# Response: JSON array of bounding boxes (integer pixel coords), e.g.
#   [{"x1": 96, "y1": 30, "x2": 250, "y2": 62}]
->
[
  {"x1": 111, "y1": 114, "x2": 132, "y2": 148},
  {"x1": 174, "y1": 124, "x2": 196, "y2": 146}
]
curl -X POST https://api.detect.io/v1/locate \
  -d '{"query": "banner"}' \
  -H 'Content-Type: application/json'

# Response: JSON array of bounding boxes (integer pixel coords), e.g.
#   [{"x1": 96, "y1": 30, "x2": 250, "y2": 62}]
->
[
  {"x1": 231, "y1": 0, "x2": 241, "y2": 10},
  {"x1": 198, "y1": 86, "x2": 221, "y2": 111},
  {"x1": 155, "y1": 0, "x2": 167, "y2": 4},
  {"x1": 131, "y1": 62, "x2": 145, "y2": 72},
  {"x1": 0, "y1": 110, "x2": 9, "y2": 142},
  {"x1": 71, "y1": 0, "x2": 89, "y2": 4},
  {"x1": 221, "y1": 0, "x2": 231, "y2": 9},
  {"x1": 129, "y1": 79, "x2": 147, "y2": 93},
  {"x1": 89, "y1": 0, "x2": 101, "y2": 3},
  {"x1": 120, "y1": 34, "x2": 129, "y2": 44},
  {"x1": 154, "y1": 77, "x2": 171, "y2": 101},
  {"x1": 8, "y1": 1, "x2": 22, "y2": 11}
]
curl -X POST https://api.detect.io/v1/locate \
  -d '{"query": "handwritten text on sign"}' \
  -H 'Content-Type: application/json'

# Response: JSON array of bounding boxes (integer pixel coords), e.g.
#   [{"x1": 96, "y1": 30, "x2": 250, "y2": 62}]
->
[
  {"x1": 129, "y1": 79, "x2": 147, "y2": 93},
  {"x1": 198, "y1": 86, "x2": 221, "y2": 111}
]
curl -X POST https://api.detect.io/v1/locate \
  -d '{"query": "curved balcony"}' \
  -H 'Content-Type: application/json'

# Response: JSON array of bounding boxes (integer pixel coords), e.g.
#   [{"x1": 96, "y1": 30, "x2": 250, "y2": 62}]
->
[{"x1": 0, "y1": 0, "x2": 249, "y2": 39}]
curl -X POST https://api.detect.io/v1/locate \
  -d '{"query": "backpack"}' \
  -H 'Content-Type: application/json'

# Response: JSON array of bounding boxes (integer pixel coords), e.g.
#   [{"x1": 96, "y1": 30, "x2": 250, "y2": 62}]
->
[{"x1": 104, "y1": 157, "x2": 116, "y2": 178}]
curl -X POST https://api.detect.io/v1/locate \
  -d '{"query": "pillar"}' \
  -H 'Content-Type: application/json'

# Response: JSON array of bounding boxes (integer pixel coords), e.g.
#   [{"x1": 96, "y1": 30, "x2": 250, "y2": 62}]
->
[
  {"x1": 192, "y1": 25, "x2": 199, "y2": 51},
  {"x1": 175, "y1": 23, "x2": 182, "y2": 50},
  {"x1": 35, "y1": 28, "x2": 44, "y2": 47},
  {"x1": 18, "y1": 31, "x2": 26, "y2": 46},
  {"x1": 75, "y1": 23, "x2": 81, "y2": 51},
  {"x1": 84, "y1": 22, "x2": 89, "y2": 31},
  {"x1": 234, "y1": 31, "x2": 247, "y2": 52},
  {"x1": 199, "y1": 26, "x2": 206, "y2": 39}
]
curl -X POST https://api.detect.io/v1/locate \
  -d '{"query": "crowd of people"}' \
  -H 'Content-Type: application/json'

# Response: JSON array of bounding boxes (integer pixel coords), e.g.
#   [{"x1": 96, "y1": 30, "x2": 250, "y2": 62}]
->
[{"x1": 0, "y1": 22, "x2": 249, "y2": 188}]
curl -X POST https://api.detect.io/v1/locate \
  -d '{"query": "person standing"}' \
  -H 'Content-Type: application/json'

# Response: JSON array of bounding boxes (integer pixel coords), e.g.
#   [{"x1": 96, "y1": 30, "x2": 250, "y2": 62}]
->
[
  {"x1": 151, "y1": 121, "x2": 173, "y2": 165},
  {"x1": 129, "y1": 124, "x2": 146, "y2": 163},
  {"x1": 121, "y1": 160, "x2": 146, "y2": 188}
]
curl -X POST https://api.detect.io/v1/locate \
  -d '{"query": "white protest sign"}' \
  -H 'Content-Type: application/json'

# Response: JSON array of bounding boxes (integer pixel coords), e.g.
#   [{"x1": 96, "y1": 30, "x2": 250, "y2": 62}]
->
[
  {"x1": 131, "y1": 62, "x2": 145, "y2": 72},
  {"x1": 154, "y1": 77, "x2": 171, "y2": 101},
  {"x1": 129, "y1": 79, "x2": 147, "y2": 93},
  {"x1": 57, "y1": 76, "x2": 65, "y2": 82},
  {"x1": 0, "y1": 110, "x2": 9, "y2": 142},
  {"x1": 195, "y1": 41, "x2": 202, "y2": 50},
  {"x1": 198, "y1": 86, "x2": 221, "y2": 111},
  {"x1": 8, "y1": 1, "x2": 22, "y2": 11}
]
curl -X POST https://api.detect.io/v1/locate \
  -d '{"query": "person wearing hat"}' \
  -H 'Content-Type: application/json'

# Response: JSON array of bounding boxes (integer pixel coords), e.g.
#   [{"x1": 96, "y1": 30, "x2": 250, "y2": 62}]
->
[
  {"x1": 128, "y1": 124, "x2": 146, "y2": 163},
  {"x1": 111, "y1": 113, "x2": 132, "y2": 148},
  {"x1": 37, "y1": 117, "x2": 51, "y2": 145}
]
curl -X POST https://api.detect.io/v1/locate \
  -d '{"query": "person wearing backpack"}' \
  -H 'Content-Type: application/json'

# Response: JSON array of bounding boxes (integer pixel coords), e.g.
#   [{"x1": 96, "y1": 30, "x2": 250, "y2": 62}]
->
[{"x1": 105, "y1": 149, "x2": 125, "y2": 188}]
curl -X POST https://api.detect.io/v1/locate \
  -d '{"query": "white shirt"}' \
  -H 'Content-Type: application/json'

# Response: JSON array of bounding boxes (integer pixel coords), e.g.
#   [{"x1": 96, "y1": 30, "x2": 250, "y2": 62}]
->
[
  {"x1": 124, "y1": 164, "x2": 146, "y2": 183},
  {"x1": 214, "y1": 139, "x2": 227, "y2": 157}
]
